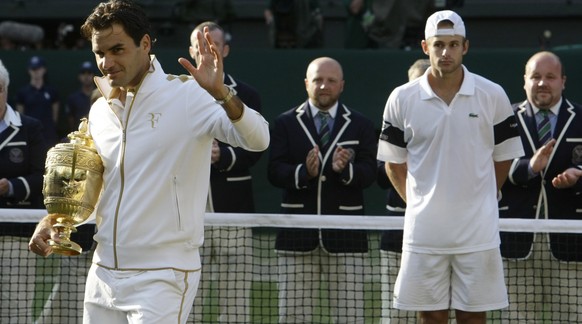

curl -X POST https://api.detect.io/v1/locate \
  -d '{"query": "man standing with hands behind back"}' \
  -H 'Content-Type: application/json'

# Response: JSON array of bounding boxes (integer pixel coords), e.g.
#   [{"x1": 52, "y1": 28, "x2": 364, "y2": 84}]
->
[
  {"x1": 499, "y1": 51, "x2": 582, "y2": 323},
  {"x1": 377, "y1": 10, "x2": 524, "y2": 324},
  {"x1": 28, "y1": 1, "x2": 269, "y2": 323}
]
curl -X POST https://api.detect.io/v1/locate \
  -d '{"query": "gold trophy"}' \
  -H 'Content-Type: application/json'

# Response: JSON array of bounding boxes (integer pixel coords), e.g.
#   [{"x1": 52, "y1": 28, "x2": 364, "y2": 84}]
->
[{"x1": 42, "y1": 118, "x2": 103, "y2": 256}]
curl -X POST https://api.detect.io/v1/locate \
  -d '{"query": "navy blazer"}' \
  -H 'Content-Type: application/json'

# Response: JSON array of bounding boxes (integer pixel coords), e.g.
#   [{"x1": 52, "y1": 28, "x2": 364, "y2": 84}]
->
[
  {"x1": 208, "y1": 73, "x2": 263, "y2": 213},
  {"x1": 1, "y1": 109, "x2": 47, "y2": 237},
  {"x1": 499, "y1": 98, "x2": 582, "y2": 261},
  {"x1": 268, "y1": 101, "x2": 377, "y2": 253}
]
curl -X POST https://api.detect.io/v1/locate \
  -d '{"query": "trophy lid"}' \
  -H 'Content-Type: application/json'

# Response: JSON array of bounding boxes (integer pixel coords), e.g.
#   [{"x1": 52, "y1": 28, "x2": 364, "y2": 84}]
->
[{"x1": 67, "y1": 118, "x2": 95, "y2": 148}]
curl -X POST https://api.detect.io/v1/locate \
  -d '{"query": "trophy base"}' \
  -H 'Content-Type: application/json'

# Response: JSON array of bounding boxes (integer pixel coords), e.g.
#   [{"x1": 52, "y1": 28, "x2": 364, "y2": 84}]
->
[{"x1": 48, "y1": 239, "x2": 83, "y2": 256}]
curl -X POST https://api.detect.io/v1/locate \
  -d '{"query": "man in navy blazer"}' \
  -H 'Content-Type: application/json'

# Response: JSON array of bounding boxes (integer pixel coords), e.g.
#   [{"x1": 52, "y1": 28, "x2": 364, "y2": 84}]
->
[
  {"x1": 499, "y1": 51, "x2": 582, "y2": 323},
  {"x1": 189, "y1": 21, "x2": 263, "y2": 323},
  {"x1": 0, "y1": 58, "x2": 47, "y2": 323},
  {"x1": 268, "y1": 57, "x2": 376, "y2": 323}
]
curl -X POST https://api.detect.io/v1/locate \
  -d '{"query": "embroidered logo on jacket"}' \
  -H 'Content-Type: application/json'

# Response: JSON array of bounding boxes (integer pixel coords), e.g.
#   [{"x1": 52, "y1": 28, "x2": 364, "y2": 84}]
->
[
  {"x1": 9, "y1": 148, "x2": 24, "y2": 163},
  {"x1": 148, "y1": 113, "x2": 162, "y2": 128}
]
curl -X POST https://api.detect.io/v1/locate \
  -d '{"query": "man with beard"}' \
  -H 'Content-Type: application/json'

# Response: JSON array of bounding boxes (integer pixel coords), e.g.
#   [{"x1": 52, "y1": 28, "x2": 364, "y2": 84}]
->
[
  {"x1": 268, "y1": 56, "x2": 377, "y2": 323},
  {"x1": 499, "y1": 51, "x2": 582, "y2": 323}
]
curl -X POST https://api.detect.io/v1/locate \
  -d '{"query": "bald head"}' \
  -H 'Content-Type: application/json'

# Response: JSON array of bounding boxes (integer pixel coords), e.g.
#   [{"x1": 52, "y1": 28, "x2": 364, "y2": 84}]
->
[
  {"x1": 305, "y1": 57, "x2": 344, "y2": 110},
  {"x1": 525, "y1": 51, "x2": 563, "y2": 76},
  {"x1": 189, "y1": 21, "x2": 229, "y2": 66},
  {"x1": 306, "y1": 57, "x2": 343, "y2": 80},
  {"x1": 191, "y1": 22, "x2": 224, "y2": 46},
  {"x1": 408, "y1": 59, "x2": 430, "y2": 81},
  {"x1": 523, "y1": 51, "x2": 566, "y2": 109}
]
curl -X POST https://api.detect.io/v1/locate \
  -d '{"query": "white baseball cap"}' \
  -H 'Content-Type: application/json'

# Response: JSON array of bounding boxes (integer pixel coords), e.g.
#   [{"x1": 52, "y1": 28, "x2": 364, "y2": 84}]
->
[{"x1": 424, "y1": 10, "x2": 466, "y2": 39}]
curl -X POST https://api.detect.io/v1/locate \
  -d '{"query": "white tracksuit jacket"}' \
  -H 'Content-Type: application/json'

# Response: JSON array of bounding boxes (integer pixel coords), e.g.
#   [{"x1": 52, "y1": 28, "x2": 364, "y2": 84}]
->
[{"x1": 87, "y1": 56, "x2": 269, "y2": 271}]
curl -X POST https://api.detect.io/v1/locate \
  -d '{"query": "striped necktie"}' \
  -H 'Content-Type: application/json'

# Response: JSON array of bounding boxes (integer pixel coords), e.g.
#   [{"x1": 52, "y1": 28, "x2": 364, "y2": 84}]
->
[
  {"x1": 317, "y1": 111, "x2": 331, "y2": 147},
  {"x1": 537, "y1": 110, "x2": 552, "y2": 145}
]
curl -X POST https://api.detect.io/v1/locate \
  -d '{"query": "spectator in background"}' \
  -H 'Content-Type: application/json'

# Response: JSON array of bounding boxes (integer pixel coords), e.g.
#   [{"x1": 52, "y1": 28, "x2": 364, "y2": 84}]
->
[
  {"x1": 55, "y1": 22, "x2": 88, "y2": 50},
  {"x1": 344, "y1": 0, "x2": 457, "y2": 50},
  {"x1": 0, "y1": 58, "x2": 47, "y2": 324},
  {"x1": 377, "y1": 10, "x2": 523, "y2": 323},
  {"x1": 498, "y1": 51, "x2": 582, "y2": 323},
  {"x1": 342, "y1": 0, "x2": 370, "y2": 48},
  {"x1": 400, "y1": 0, "x2": 434, "y2": 50},
  {"x1": 343, "y1": 0, "x2": 407, "y2": 49},
  {"x1": 15, "y1": 56, "x2": 60, "y2": 146},
  {"x1": 365, "y1": 0, "x2": 407, "y2": 49},
  {"x1": 264, "y1": 0, "x2": 323, "y2": 48},
  {"x1": 174, "y1": 0, "x2": 236, "y2": 42},
  {"x1": 65, "y1": 61, "x2": 97, "y2": 133},
  {"x1": 378, "y1": 58, "x2": 429, "y2": 324},
  {"x1": 405, "y1": 58, "x2": 431, "y2": 81},
  {"x1": 189, "y1": 21, "x2": 262, "y2": 324},
  {"x1": 268, "y1": 57, "x2": 377, "y2": 323},
  {"x1": 0, "y1": 21, "x2": 45, "y2": 50}
]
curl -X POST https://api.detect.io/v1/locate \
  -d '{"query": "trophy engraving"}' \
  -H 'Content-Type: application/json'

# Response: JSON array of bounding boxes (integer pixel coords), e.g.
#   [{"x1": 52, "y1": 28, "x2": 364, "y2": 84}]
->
[{"x1": 42, "y1": 118, "x2": 103, "y2": 256}]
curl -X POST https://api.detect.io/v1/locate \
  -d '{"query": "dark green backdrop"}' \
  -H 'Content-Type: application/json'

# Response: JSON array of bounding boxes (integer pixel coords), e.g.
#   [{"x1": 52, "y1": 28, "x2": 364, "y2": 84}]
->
[{"x1": 3, "y1": 48, "x2": 581, "y2": 215}]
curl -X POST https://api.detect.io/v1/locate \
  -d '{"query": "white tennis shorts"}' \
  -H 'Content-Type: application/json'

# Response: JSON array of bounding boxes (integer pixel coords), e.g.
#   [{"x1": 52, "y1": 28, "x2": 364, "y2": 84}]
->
[
  {"x1": 393, "y1": 248, "x2": 508, "y2": 312},
  {"x1": 83, "y1": 264, "x2": 200, "y2": 323}
]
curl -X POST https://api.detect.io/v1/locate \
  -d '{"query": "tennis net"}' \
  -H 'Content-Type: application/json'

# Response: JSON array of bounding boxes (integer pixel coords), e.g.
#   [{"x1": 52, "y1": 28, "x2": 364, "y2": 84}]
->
[{"x1": 1, "y1": 209, "x2": 581, "y2": 323}]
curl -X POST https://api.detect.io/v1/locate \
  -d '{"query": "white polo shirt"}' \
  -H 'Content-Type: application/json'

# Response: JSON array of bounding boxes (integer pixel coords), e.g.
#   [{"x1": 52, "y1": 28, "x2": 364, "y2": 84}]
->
[{"x1": 377, "y1": 65, "x2": 524, "y2": 254}]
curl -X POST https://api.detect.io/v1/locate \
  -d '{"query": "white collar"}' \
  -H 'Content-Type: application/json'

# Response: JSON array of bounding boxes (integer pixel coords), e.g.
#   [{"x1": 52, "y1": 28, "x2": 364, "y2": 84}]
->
[
  {"x1": 95, "y1": 55, "x2": 157, "y2": 102},
  {"x1": 531, "y1": 98, "x2": 562, "y2": 116},
  {"x1": 3, "y1": 104, "x2": 22, "y2": 127},
  {"x1": 308, "y1": 100, "x2": 338, "y2": 119}
]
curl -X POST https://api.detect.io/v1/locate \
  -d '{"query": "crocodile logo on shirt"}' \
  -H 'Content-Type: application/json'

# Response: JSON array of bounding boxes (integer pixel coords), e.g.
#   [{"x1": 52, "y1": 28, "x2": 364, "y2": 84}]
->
[{"x1": 469, "y1": 113, "x2": 479, "y2": 118}]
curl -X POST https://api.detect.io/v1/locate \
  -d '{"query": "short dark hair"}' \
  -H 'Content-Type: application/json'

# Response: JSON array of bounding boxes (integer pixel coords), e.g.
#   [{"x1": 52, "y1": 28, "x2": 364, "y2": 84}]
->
[{"x1": 80, "y1": 0, "x2": 152, "y2": 48}]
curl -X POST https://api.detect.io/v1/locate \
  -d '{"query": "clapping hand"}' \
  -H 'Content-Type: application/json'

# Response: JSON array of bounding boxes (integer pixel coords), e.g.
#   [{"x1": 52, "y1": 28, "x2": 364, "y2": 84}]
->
[
  {"x1": 306, "y1": 146, "x2": 320, "y2": 179},
  {"x1": 332, "y1": 146, "x2": 354, "y2": 173},
  {"x1": 552, "y1": 167, "x2": 582, "y2": 189}
]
